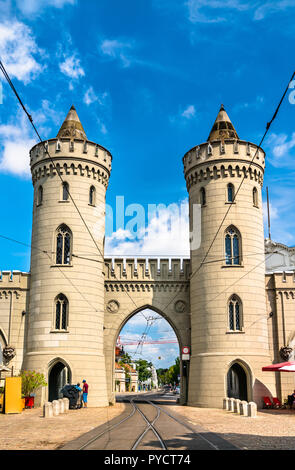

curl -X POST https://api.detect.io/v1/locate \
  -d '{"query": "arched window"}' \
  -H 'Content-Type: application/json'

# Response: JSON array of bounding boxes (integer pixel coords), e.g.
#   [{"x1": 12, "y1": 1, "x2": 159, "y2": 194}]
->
[
  {"x1": 89, "y1": 185, "x2": 96, "y2": 206},
  {"x1": 37, "y1": 185, "x2": 43, "y2": 206},
  {"x1": 225, "y1": 226, "x2": 241, "y2": 265},
  {"x1": 227, "y1": 183, "x2": 234, "y2": 203},
  {"x1": 253, "y1": 187, "x2": 258, "y2": 207},
  {"x1": 56, "y1": 224, "x2": 72, "y2": 265},
  {"x1": 54, "y1": 294, "x2": 68, "y2": 330},
  {"x1": 200, "y1": 187, "x2": 206, "y2": 206},
  {"x1": 62, "y1": 182, "x2": 69, "y2": 201},
  {"x1": 228, "y1": 295, "x2": 243, "y2": 331}
]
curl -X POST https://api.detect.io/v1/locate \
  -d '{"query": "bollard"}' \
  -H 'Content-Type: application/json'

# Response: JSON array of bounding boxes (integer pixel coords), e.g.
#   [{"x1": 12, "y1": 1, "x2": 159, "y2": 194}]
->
[
  {"x1": 228, "y1": 397, "x2": 235, "y2": 412},
  {"x1": 52, "y1": 400, "x2": 60, "y2": 416},
  {"x1": 223, "y1": 397, "x2": 229, "y2": 410},
  {"x1": 239, "y1": 400, "x2": 248, "y2": 416},
  {"x1": 234, "y1": 399, "x2": 241, "y2": 414},
  {"x1": 247, "y1": 401, "x2": 257, "y2": 418},
  {"x1": 58, "y1": 398, "x2": 65, "y2": 414},
  {"x1": 43, "y1": 402, "x2": 53, "y2": 418},
  {"x1": 63, "y1": 397, "x2": 69, "y2": 412}
]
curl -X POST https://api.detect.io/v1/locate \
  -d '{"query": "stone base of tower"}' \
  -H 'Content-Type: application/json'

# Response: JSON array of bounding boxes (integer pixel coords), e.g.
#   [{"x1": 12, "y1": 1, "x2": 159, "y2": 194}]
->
[
  {"x1": 187, "y1": 354, "x2": 277, "y2": 409},
  {"x1": 22, "y1": 352, "x2": 109, "y2": 408}
]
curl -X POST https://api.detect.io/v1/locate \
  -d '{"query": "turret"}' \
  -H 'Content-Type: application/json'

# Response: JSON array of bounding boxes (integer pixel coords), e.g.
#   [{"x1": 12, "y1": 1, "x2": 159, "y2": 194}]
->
[
  {"x1": 184, "y1": 105, "x2": 276, "y2": 408},
  {"x1": 23, "y1": 105, "x2": 111, "y2": 406}
]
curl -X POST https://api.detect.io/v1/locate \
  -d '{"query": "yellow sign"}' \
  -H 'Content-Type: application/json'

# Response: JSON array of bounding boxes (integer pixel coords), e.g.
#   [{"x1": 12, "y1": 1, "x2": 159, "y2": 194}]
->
[{"x1": 5, "y1": 377, "x2": 22, "y2": 414}]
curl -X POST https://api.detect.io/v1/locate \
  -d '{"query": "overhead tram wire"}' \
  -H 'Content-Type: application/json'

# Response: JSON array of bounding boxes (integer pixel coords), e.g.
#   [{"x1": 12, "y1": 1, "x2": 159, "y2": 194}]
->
[
  {"x1": 189, "y1": 69, "x2": 295, "y2": 282},
  {"x1": 158, "y1": 69, "x2": 295, "y2": 316},
  {"x1": 0, "y1": 58, "x2": 145, "y2": 320}
]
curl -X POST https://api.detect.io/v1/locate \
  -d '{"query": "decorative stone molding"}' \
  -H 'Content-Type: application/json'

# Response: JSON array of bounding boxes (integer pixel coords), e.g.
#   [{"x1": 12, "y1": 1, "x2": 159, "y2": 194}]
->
[
  {"x1": 106, "y1": 299, "x2": 120, "y2": 313},
  {"x1": 185, "y1": 162, "x2": 264, "y2": 190},
  {"x1": 279, "y1": 346, "x2": 293, "y2": 361},
  {"x1": 31, "y1": 161, "x2": 110, "y2": 187},
  {"x1": 174, "y1": 300, "x2": 187, "y2": 313},
  {"x1": 3, "y1": 345, "x2": 16, "y2": 361},
  {"x1": 104, "y1": 282, "x2": 189, "y2": 293}
]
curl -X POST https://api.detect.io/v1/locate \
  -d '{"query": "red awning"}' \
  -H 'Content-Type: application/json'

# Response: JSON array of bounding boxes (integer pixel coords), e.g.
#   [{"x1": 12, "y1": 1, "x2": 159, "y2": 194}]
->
[{"x1": 262, "y1": 361, "x2": 295, "y2": 372}]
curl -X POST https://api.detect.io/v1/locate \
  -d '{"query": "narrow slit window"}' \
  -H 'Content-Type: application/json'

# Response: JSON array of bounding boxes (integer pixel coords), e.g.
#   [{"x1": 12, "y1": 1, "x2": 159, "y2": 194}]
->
[
  {"x1": 89, "y1": 185, "x2": 96, "y2": 206},
  {"x1": 200, "y1": 187, "x2": 206, "y2": 206},
  {"x1": 227, "y1": 183, "x2": 234, "y2": 203},
  {"x1": 62, "y1": 182, "x2": 69, "y2": 201}
]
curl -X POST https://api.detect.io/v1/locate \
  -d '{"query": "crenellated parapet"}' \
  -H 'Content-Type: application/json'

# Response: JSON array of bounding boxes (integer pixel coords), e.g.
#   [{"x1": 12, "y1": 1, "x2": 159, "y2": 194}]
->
[
  {"x1": 0, "y1": 271, "x2": 30, "y2": 296},
  {"x1": 30, "y1": 138, "x2": 112, "y2": 187},
  {"x1": 104, "y1": 257, "x2": 191, "y2": 281},
  {"x1": 183, "y1": 140, "x2": 265, "y2": 190}
]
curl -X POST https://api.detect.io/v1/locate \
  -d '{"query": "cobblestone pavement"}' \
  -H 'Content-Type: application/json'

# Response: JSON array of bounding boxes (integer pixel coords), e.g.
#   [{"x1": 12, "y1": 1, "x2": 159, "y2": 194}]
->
[
  {"x1": 165, "y1": 404, "x2": 295, "y2": 450},
  {"x1": 0, "y1": 403, "x2": 125, "y2": 450},
  {"x1": 1, "y1": 401, "x2": 295, "y2": 450}
]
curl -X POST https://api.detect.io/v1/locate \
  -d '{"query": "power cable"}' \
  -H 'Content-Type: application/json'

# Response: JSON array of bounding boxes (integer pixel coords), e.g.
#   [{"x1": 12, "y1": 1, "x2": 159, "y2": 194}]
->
[
  {"x1": 0, "y1": 58, "x2": 144, "y2": 318},
  {"x1": 159, "y1": 70, "x2": 295, "y2": 317}
]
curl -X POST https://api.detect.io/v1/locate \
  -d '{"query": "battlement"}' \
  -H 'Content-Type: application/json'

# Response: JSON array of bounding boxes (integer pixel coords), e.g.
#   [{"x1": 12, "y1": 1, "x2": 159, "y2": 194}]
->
[
  {"x1": 104, "y1": 257, "x2": 191, "y2": 281},
  {"x1": 30, "y1": 138, "x2": 112, "y2": 185},
  {"x1": 183, "y1": 140, "x2": 265, "y2": 188},
  {"x1": 0, "y1": 271, "x2": 30, "y2": 290}
]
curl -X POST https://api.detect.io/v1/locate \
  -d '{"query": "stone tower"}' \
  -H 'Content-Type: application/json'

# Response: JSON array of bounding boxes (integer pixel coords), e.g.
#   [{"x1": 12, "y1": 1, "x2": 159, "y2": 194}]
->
[
  {"x1": 183, "y1": 105, "x2": 276, "y2": 408},
  {"x1": 23, "y1": 105, "x2": 112, "y2": 406}
]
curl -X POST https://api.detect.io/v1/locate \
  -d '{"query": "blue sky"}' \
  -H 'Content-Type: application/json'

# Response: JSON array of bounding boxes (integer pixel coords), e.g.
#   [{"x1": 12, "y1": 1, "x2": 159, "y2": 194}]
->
[
  {"x1": 119, "y1": 309, "x2": 179, "y2": 370},
  {"x1": 0, "y1": 1, "x2": 294, "y2": 368}
]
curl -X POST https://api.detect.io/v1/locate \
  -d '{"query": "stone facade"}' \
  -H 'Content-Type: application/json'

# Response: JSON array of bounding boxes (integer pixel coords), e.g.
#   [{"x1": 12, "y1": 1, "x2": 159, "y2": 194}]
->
[{"x1": 0, "y1": 105, "x2": 294, "y2": 409}]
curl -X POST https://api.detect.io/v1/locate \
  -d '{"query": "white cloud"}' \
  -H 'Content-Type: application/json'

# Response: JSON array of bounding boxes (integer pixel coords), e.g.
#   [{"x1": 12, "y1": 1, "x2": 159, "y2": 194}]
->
[
  {"x1": 15, "y1": 0, "x2": 76, "y2": 15},
  {"x1": 0, "y1": 100, "x2": 63, "y2": 177},
  {"x1": 181, "y1": 104, "x2": 196, "y2": 119},
  {"x1": 59, "y1": 53, "x2": 85, "y2": 82},
  {"x1": 170, "y1": 104, "x2": 197, "y2": 125},
  {"x1": 266, "y1": 133, "x2": 295, "y2": 169},
  {"x1": 254, "y1": 1, "x2": 295, "y2": 20},
  {"x1": 263, "y1": 201, "x2": 279, "y2": 223},
  {"x1": 105, "y1": 200, "x2": 190, "y2": 257},
  {"x1": 185, "y1": 0, "x2": 294, "y2": 24},
  {"x1": 100, "y1": 39, "x2": 134, "y2": 68},
  {"x1": 0, "y1": 113, "x2": 35, "y2": 177},
  {"x1": 0, "y1": 20, "x2": 43, "y2": 83}
]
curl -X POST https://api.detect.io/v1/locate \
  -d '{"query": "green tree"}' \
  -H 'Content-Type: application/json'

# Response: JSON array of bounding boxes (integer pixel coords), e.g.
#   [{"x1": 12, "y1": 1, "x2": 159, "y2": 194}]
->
[
  {"x1": 157, "y1": 357, "x2": 180, "y2": 385},
  {"x1": 119, "y1": 351, "x2": 132, "y2": 364},
  {"x1": 135, "y1": 359, "x2": 152, "y2": 382},
  {"x1": 19, "y1": 370, "x2": 47, "y2": 397}
]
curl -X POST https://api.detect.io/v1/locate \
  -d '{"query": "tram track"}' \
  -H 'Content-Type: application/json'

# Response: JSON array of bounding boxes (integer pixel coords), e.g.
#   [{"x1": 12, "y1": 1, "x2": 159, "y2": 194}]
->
[{"x1": 75, "y1": 392, "x2": 219, "y2": 451}]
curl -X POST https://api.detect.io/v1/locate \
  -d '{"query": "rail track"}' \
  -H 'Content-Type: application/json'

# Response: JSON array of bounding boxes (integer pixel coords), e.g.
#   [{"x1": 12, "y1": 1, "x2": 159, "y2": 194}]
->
[{"x1": 76, "y1": 393, "x2": 219, "y2": 451}]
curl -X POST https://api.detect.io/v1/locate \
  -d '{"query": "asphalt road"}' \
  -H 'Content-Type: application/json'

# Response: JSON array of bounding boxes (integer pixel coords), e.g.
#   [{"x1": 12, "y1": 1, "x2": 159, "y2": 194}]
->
[{"x1": 61, "y1": 391, "x2": 237, "y2": 451}]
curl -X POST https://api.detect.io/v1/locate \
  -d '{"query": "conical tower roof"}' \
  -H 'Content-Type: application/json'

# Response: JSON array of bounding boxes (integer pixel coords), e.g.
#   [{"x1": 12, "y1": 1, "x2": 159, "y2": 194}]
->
[
  {"x1": 207, "y1": 104, "x2": 239, "y2": 142},
  {"x1": 57, "y1": 105, "x2": 87, "y2": 140}
]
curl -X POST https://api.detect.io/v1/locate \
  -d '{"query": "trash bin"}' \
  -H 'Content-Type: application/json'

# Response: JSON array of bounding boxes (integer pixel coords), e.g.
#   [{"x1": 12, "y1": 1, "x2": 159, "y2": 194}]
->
[{"x1": 60, "y1": 385, "x2": 81, "y2": 409}]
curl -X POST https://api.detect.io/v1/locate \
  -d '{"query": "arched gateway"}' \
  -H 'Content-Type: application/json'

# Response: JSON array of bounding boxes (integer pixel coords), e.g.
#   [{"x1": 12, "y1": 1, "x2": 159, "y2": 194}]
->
[
  {"x1": 2, "y1": 103, "x2": 278, "y2": 410},
  {"x1": 103, "y1": 257, "x2": 191, "y2": 404}
]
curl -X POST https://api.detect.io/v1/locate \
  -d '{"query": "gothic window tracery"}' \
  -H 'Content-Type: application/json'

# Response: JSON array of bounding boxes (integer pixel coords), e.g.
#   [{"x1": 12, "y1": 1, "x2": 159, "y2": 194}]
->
[
  {"x1": 228, "y1": 295, "x2": 243, "y2": 331},
  {"x1": 225, "y1": 226, "x2": 241, "y2": 265},
  {"x1": 54, "y1": 294, "x2": 68, "y2": 330},
  {"x1": 56, "y1": 224, "x2": 72, "y2": 265}
]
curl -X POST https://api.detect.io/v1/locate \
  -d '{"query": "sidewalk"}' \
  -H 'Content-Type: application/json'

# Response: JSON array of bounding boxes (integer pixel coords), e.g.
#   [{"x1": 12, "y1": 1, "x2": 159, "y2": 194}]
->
[
  {"x1": 1, "y1": 402, "x2": 295, "y2": 450},
  {"x1": 165, "y1": 404, "x2": 295, "y2": 450},
  {"x1": 0, "y1": 403, "x2": 125, "y2": 450}
]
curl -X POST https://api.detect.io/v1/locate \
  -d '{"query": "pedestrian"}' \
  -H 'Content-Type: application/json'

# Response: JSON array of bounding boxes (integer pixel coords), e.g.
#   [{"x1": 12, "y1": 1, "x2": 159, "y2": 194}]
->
[
  {"x1": 75, "y1": 383, "x2": 82, "y2": 408},
  {"x1": 82, "y1": 379, "x2": 88, "y2": 407}
]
